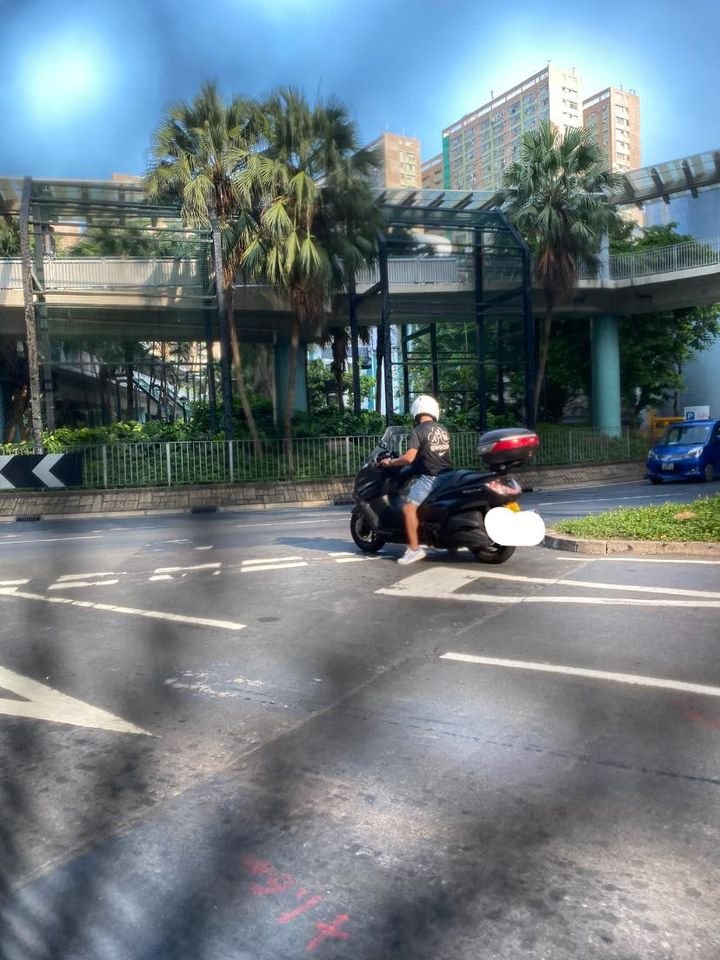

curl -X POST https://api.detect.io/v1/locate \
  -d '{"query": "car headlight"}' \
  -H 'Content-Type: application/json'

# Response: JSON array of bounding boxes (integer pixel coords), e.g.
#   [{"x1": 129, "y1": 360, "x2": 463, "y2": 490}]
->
[
  {"x1": 647, "y1": 449, "x2": 655, "y2": 459},
  {"x1": 687, "y1": 446, "x2": 703, "y2": 457}
]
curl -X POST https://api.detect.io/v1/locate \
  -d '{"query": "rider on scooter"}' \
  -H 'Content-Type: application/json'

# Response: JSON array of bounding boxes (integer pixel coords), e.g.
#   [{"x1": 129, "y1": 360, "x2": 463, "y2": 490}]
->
[{"x1": 379, "y1": 395, "x2": 453, "y2": 565}]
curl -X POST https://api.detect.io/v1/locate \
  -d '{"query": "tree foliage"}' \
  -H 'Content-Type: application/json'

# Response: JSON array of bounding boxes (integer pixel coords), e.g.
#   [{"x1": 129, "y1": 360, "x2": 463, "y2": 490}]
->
[
  {"x1": 239, "y1": 87, "x2": 381, "y2": 443},
  {"x1": 493, "y1": 121, "x2": 623, "y2": 422}
]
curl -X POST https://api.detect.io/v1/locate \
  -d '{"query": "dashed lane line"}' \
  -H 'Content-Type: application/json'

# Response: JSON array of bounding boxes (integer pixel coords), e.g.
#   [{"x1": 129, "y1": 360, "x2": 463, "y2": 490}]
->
[
  {"x1": 0, "y1": 535, "x2": 103, "y2": 546},
  {"x1": 57, "y1": 571, "x2": 117, "y2": 581},
  {"x1": 0, "y1": 587, "x2": 246, "y2": 631},
  {"x1": 48, "y1": 579, "x2": 120, "y2": 590},
  {"x1": 440, "y1": 652, "x2": 720, "y2": 699},
  {"x1": 153, "y1": 562, "x2": 221, "y2": 574}
]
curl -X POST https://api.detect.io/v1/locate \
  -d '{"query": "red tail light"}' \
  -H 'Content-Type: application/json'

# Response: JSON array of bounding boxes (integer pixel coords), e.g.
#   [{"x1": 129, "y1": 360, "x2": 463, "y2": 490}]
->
[{"x1": 487, "y1": 434, "x2": 540, "y2": 454}]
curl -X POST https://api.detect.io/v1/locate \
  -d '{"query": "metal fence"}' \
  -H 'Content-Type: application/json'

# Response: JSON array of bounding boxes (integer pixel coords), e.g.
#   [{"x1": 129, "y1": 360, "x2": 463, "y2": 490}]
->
[{"x1": 0, "y1": 429, "x2": 645, "y2": 490}]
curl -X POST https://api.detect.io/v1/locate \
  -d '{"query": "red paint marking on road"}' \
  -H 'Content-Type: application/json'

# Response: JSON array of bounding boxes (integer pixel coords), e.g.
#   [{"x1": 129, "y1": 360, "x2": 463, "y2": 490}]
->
[
  {"x1": 278, "y1": 894, "x2": 324, "y2": 924},
  {"x1": 240, "y1": 854, "x2": 295, "y2": 896},
  {"x1": 685, "y1": 708, "x2": 720, "y2": 729},
  {"x1": 671, "y1": 697, "x2": 720, "y2": 730},
  {"x1": 306, "y1": 914, "x2": 350, "y2": 952}
]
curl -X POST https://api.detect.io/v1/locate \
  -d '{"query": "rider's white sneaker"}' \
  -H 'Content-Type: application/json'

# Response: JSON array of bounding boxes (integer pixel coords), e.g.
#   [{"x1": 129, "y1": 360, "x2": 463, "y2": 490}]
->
[{"x1": 397, "y1": 546, "x2": 427, "y2": 565}]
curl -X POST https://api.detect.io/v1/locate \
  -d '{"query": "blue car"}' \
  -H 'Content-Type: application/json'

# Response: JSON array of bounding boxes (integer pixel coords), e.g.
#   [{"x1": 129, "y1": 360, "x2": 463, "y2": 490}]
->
[{"x1": 646, "y1": 419, "x2": 720, "y2": 484}]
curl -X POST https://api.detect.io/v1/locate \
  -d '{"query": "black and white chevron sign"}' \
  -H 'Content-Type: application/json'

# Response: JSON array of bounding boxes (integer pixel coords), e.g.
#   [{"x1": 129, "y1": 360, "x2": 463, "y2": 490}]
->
[{"x1": 0, "y1": 454, "x2": 83, "y2": 489}]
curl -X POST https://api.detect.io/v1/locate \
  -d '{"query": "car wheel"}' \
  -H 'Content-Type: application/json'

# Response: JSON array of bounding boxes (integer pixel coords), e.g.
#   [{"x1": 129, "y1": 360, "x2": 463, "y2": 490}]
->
[
  {"x1": 350, "y1": 507, "x2": 386, "y2": 553},
  {"x1": 702, "y1": 463, "x2": 716, "y2": 482},
  {"x1": 649, "y1": 476, "x2": 663, "y2": 485}
]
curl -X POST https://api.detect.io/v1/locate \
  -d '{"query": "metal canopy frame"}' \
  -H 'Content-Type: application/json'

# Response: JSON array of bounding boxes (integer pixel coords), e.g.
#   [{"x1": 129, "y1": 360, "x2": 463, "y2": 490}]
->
[
  {"x1": 2, "y1": 178, "x2": 535, "y2": 433},
  {"x1": 360, "y1": 192, "x2": 535, "y2": 429},
  {"x1": 606, "y1": 149, "x2": 720, "y2": 208}
]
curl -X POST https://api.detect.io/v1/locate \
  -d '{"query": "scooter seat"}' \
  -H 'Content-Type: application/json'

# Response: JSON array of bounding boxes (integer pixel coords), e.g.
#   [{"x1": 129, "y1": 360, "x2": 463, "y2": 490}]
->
[{"x1": 426, "y1": 469, "x2": 489, "y2": 499}]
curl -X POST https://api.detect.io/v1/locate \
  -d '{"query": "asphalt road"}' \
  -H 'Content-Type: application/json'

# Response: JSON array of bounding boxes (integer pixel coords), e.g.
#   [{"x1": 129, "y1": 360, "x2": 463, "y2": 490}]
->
[{"x1": 1, "y1": 478, "x2": 719, "y2": 959}]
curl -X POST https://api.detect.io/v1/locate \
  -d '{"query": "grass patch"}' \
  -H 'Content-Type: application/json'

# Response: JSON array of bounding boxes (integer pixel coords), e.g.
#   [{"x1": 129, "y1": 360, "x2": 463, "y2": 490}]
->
[{"x1": 553, "y1": 493, "x2": 720, "y2": 543}]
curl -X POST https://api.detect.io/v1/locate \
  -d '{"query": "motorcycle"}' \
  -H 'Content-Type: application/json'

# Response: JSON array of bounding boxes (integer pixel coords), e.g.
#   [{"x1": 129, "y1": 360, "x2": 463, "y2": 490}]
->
[{"x1": 350, "y1": 426, "x2": 544, "y2": 565}]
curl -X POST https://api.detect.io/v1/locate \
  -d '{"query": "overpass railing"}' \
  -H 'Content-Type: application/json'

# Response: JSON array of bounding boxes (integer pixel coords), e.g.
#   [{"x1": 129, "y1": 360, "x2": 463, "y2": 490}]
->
[
  {"x1": 607, "y1": 236, "x2": 720, "y2": 279},
  {"x1": 0, "y1": 257, "x2": 210, "y2": 291},
  {"x1": 4, "y1": 240, "x2": 719, "y2": 296}
]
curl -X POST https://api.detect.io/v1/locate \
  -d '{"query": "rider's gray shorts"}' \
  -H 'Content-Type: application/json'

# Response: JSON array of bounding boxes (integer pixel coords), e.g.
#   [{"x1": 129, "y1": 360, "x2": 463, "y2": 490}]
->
[{"x1": 404, "y1": 474, "x2": 439, "y2": 505}]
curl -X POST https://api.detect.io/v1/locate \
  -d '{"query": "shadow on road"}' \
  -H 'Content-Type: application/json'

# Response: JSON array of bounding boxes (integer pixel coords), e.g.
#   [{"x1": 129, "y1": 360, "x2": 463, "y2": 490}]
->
[{"x1": 1, "y1": 515, "x2": 717, "y2": 958}]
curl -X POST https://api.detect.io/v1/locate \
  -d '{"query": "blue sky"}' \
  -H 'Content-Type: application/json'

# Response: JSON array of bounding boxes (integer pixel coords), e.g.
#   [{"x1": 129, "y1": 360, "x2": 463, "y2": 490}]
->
[{"x1": 1, "y1": 0, "x2": 718, "y2": 179}]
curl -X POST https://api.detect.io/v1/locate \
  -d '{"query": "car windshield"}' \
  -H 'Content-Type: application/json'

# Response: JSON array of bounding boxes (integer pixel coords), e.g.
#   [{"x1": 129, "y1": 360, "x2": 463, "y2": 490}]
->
[{"x1": 664, "y1": 424, "x2": 711, "y2": 445}]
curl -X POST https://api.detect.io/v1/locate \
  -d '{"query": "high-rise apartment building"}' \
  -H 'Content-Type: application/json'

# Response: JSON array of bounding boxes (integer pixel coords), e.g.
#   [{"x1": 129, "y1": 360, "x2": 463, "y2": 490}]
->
[
  {"x1": 442, "y1": 65, "x2": 583, "y2": 191},
  {"x1": 582, "y1": 87, "x2": 641, "y2": 173},
  {"x1": 366, "y1": 132, "x2": 422, "y2": 189},
  {"x1": 421, "y1": 154, "x2": 444, "y2": 190}
]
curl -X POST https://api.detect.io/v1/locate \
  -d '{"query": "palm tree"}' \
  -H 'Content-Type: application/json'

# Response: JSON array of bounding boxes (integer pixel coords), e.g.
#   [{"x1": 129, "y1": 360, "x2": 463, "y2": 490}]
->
[
  {"x1": 493, "y1": 120, "x2": 623, "y2": 422},
  {"x1": 145, "y1": 81, "x2": 264, "y2": 449},
  {"x1": 239, "y1": 87, "x2": 381, "y2": 446}
]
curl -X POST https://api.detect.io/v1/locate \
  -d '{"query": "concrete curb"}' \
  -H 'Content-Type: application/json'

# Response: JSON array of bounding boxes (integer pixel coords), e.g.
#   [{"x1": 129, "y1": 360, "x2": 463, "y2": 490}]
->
[
  {"x1": 0, "y1": 461, "x2": 646, "y2": 524},
  {"x1": 544, "y1": 530, "x2": 720, "y2": 558}
]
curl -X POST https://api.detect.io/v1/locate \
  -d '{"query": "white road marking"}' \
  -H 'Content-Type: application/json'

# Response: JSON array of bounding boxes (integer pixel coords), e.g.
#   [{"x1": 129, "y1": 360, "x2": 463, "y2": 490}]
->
[
  {"x1": 0, "y1": 665, "x2": 150, "y2": 735},
  {"x1": 242, "y1": 556, "x2": 304, "y2": 565},
  {"x1": 153, "y1": 562, "x2": 221, "y2": 574},
  {"x1": 556, "y1": 556, "x2": 720, "y2": 566},
  {"x1": 0, "y1": 535, "x2": 102, "y2": 546},
  {"x1": 463, "y1": 568, "x2": 720, "y2": 601},
  {"x1": 149, "y1": 575, "x2": 173, "y2": 582},
  {"x1": 49, "y1": 580, "x2": 119, "y2": 590},
  {"x1": 57, "y1": 572, "x2": 117, "y2": 581},
  {"x1": 538, "y1": 492, "x2": 688, "y2": 506},
  {"x1": 241, "y1": 556, "x2": 307, "y2": 572},
  {"x1": 236, "y1": 518, "x2": 341, "y2": 528},
  {"x1": 0, "y1": 580, "x2": 29, "y2": 586},
  {"x1": 334, "y1": 557, "x2": 364, "y2": 563},
  {"x1": 0, "y1": 587, "x2": 246, "y2": 631},
  {"x1": 440, "y1": 652, "x2": 720, "y2": 699},
  {"x1": 377, "y1": 567, "x2": 720, "y2": 608},
  {"x1": 194, "y1": 546, "x2": 214, "y2": 551}
]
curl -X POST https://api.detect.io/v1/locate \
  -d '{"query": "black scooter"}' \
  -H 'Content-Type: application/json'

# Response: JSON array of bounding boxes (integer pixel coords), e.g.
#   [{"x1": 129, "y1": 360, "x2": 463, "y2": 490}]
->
[{"x1": 350, "y1": 426, "x2": 541, "y2": 565}]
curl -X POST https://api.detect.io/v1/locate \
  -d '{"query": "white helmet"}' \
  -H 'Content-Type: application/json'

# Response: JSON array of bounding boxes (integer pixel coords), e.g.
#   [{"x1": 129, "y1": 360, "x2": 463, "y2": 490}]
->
[{"x1": 410, "y1": 394, "x2": 440, "y2": 422}]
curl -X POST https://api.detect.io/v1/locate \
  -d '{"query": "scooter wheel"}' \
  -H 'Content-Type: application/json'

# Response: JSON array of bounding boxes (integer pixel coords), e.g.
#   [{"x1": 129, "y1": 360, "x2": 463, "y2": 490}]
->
[
  {"x1": 350, "y1": 507, "x2": 387, "y2": 553},
  {"x1": 471, "y1": 544, "x2": 516, "y2": 564}
]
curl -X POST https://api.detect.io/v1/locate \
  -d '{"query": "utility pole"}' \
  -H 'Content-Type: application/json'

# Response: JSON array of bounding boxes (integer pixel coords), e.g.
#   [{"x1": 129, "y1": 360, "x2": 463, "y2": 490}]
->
[{"x1": 19, "y1": 177, "x2": 44, "y2": 453}]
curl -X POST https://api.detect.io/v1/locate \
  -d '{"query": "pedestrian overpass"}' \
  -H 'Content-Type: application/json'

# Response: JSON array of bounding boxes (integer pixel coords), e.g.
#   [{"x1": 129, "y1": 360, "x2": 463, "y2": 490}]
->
[{"x1": 2, "y1": 151, "x2": 720, "y2": 436}]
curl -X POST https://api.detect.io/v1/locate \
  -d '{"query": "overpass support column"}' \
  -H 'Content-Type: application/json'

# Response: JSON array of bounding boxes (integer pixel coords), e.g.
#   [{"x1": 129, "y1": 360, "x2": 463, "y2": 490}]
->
[
  {"x1": 274, "y1": 338, "x2": 308, "y2": 423},
  {"x1": 591, "y1": 314, "x2": 621, "y2": 437}
]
